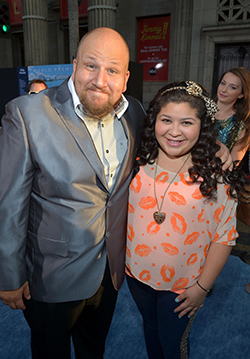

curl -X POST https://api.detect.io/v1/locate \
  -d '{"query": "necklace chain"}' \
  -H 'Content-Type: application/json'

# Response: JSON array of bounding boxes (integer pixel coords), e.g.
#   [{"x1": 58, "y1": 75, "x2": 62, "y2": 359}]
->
[{"x1": 153, "y1": 154, "x2": 191, "y2": 216}]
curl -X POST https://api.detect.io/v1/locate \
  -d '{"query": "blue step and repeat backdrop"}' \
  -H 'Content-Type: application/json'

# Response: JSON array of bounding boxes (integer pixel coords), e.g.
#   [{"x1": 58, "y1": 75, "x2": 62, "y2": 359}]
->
[
  {"x1": 17, "y1": 63, "x2": 74, "y2": 96},
  {"x1": 0, "y1": 61, "x2": 143, "y2": 123}
]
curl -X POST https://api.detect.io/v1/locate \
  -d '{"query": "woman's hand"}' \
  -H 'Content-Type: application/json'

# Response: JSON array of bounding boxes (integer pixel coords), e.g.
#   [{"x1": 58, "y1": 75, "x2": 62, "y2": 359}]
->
[
  {"x1": 174, "y1": 243, "x2": 232, "y2": 318},
  {"x1": 174, "y1": 283, "x2": 207, "y2": 318}
]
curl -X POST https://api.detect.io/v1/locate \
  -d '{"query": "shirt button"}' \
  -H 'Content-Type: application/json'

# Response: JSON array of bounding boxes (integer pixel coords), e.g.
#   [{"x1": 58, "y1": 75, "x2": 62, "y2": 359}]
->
[
  {"x1": 106, "y1": 149, "x2": 109, "y2": 153},
  {"x1": 106, "y1": 232, "x2": 110, "y2": 238}
]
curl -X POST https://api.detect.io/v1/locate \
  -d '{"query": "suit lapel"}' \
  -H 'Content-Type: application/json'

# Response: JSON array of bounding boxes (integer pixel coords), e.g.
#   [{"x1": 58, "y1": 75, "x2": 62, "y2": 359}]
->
[
  {"x1": 112, "y1": 96, "x2": 145, "y2": 194},
  {"x1": 110, "y1": 110, "x2": 136, "y2": 194},
  {"x1": 52, "y1": 80, "x2": 108, "y2": 190}
]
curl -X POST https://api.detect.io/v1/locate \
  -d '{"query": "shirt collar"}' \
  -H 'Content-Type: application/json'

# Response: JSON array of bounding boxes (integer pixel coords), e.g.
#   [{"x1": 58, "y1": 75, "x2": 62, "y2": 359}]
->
[{"x1": 68, "y1": 77, "x2": 128, "y2": 120}]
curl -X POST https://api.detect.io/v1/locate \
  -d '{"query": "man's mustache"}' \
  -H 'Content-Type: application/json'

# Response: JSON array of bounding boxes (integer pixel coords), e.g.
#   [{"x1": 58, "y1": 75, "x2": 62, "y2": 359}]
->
[{"x1": 86, "y1": 86, "x2": 110, "y2": 95}]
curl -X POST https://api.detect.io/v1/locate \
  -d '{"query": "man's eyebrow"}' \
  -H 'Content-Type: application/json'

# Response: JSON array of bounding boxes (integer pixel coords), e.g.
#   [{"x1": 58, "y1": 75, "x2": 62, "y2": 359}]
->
[{"x1": 81, "y1": 56, "x2": 123, "y2": 67}]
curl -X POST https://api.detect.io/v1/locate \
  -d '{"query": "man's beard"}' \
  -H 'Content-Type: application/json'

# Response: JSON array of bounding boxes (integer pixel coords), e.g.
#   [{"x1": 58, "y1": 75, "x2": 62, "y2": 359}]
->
[{"x1": 79, "y1": 89, "x2": 122, "y2": 118}]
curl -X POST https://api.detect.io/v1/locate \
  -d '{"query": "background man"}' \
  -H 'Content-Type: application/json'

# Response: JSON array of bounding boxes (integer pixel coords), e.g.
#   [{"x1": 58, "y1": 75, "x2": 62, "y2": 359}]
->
[{"x1": 27, "y1": 79, "x2": 48, "y2": 94}]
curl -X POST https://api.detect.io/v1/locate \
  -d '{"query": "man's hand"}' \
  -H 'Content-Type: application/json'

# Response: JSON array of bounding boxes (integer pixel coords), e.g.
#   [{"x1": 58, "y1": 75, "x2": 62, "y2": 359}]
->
[
  {"x1": 215, "y1": 140, "x2": 233, "y2": 171},
  {"x1": 0, "y1": 281, "x2": 31, "y2": 310}
]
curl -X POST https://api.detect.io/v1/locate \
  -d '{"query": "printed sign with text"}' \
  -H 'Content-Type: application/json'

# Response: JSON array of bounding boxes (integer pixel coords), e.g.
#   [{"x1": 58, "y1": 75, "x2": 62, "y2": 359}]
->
[{"x1": 138, "y1": 16, "x2": 171, "y2": 82}]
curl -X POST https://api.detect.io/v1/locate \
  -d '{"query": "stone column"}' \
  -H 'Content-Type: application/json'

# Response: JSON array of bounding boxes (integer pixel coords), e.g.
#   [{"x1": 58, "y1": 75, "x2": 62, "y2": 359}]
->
[
  {"x1": 22, "y1": 0, "x2": 49, "y2": 66},
  {"x1": 68, "y1": 0, "x2": 79, "y2": 62},
  {"x1": 87, "y1": 0, "x2": 117, "y2": 30},
  {"x1": 171, "y1": 0, "x2": 194, "y2": 81}
]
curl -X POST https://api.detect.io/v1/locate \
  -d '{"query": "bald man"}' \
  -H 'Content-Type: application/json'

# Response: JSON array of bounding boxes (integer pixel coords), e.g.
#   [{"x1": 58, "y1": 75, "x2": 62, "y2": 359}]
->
[{"x1": 0, "y1": 28, "x2": 145, "y2": 358}]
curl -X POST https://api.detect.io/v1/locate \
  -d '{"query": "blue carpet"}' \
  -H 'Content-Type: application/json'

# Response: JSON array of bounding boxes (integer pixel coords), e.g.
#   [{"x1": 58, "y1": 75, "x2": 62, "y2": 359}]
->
[{"x1": 0, "y1": 255, "x2": 250, "y2": 359}]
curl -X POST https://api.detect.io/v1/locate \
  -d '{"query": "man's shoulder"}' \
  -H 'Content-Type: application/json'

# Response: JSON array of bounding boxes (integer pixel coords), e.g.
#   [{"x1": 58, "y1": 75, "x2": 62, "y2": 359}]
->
[
  {"x1": 9, "y1": 78, "x2": 70, "y2": 109},
  {"x1": 125, "y1": 95, "x2": 146, "y2": 116},
  {"x1": 37, "y1": 78, "x2": 70, "y2": 103}
]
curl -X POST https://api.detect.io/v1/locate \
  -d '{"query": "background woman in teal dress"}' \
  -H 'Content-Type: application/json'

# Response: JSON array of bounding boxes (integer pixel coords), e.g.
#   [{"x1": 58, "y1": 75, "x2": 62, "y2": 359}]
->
[{"x1": 215, "y1": 67, "x2": 250, "y2": 163}]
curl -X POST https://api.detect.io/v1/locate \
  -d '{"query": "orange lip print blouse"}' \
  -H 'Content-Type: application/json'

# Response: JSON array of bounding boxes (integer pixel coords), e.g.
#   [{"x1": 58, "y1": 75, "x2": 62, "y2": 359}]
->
[{"x1": 126, "y1": 163, "x2": 237, "y2": 293}]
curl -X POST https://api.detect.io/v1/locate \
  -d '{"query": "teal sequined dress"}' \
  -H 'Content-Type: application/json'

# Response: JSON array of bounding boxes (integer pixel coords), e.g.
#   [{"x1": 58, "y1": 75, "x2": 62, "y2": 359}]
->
[{"x1": 214, "y1": 114, "x2": 245, "y2": 151}]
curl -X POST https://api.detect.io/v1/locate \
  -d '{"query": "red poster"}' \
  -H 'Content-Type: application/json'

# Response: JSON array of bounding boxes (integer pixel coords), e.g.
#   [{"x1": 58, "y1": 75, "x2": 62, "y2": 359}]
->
[
  {"x1": 60, "y1": 0, "x2": 88, "y2": 20},
  {"x1": 138, "y1": 16, "x2": 171, "y2": 82},
  {"x1": 6, "y1": 0, "x2": 23, "y2": 25}
]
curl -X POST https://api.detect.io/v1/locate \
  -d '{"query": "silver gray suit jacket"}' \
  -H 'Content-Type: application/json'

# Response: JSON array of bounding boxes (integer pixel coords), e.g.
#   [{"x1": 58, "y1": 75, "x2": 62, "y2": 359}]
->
[{"x1": 0, "y1": 79, "x2": 145, "y2": 302}]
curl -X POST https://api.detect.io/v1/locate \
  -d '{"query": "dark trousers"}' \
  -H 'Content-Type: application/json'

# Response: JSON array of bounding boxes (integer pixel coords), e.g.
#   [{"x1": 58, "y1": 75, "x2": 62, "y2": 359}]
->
[
  {"x1": 126, "y1": 274, "x2": 195, "y2": 359},
  {"x1": 23, "y1": 264, "x2": 118, "y2": 359}
]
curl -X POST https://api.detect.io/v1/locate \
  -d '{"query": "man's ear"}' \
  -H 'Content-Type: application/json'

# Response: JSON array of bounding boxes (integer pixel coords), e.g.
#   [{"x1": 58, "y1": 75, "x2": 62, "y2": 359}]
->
[
  {"x1": 122, "y1": 70, "x2": 130, "y2": 93},
  {"x1": 72, "y1": 59, "x2": 77, "y2": 81}
]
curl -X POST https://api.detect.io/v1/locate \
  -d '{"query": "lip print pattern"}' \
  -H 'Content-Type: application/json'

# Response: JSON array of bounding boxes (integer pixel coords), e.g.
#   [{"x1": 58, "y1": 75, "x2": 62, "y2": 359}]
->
[
  {"x1": 191, "y1": 187, "x2": 203, "y2": 200},
  {"x1": 161, "y1": 243, "x2": 179, "y2": 255},
  {"x1": 139, "y1": 270, "x2": 151, "y2": 282},
  {"x1": 184, "y1": 232, "x2": 200, "y2": 245},
  {"x1": 213, "y1": 205, "x2": 225, "y2": 225},
  {"x1": 197, "y1": 209, "x2": 205, "y2": 222},
  {"x1": 155, "y1": 172, "x2": 169, "y2": 184},
  {"x1": 170, "y1": 213, "x2": 187, "y2": 234},
  {"x1": 227, "y1": 225, "x2": 237, "y2": 242},
  {"x1": 168, "y1": 192, "x2": 186, "y2": 205},
  {"x1": 126, "y1": 262, "x2": 131, "y2": 272},
  {"x1": 187, "y1": 253, "x2": 198, "y2": 266},
  {"x1": 147, "y1": 221, "x2": 161, "y2": 235},
  {"x1": 127, "y1": 223, "x2": 135, "y2": 242},
  {"x1": 126, "y1": 164, "x2": 237, "y2": 292},
  {"x1": 126, "y1": 246, "x2": 131, "y2": 258},
  {"x1": 207, "y1": 229, "x2": 212, "y2": 240},
  {"x1": 204, "y1": 243, "x2": 209, "y2": 257},
  {"x1": 225, "y1": 215, "x2": 233, "y2": 224},
  {"x1": 160, "y1": 264, "x2": 175, "y2": 282},
  {"x1": 130, "y1": 174, "x2": 142, "y2": 193},
  {"x1": 214, "y1": 233, "x2": 220, "y2": 241},
  {"x1": 128, "y1": 202, "x2": 135, "y2": 213},
  {"x1": 220, "y1": 226, "x2": 237, "y2": 245},
  {"x1": 171, "y1": 277, "x2": 189, "y2": 291},
  {"x1": 135, "y1": 244, "x2": 152, "y2": 257},
  {"x1": 139, "y1": 196, "x2": 157, "y2": 210},
  {"x1": 179, "y1": 173, "x2": 191, "y2": 186}
]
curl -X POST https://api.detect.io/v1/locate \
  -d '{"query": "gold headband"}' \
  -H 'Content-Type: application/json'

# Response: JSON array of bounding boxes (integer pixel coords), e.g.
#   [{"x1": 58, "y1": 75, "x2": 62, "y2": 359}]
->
[{"x1": 160, "y1": 81, "x2": 219, "y2": 121}]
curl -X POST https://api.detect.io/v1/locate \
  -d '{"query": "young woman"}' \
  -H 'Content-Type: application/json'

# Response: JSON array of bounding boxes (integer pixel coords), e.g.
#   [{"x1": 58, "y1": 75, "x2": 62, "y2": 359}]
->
[
  {"x1": 125, "y1": 81, "x2": 248, "y2": 359},
  {"x1": 215, "y1": 67, "x2": 250, "y2": 163}
]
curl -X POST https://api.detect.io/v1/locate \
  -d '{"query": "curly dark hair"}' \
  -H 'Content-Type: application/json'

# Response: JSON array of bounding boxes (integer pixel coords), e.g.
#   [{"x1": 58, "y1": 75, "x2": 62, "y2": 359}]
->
[{"x1": 136, "y1": 81, "x2": 248, "y2": 200}]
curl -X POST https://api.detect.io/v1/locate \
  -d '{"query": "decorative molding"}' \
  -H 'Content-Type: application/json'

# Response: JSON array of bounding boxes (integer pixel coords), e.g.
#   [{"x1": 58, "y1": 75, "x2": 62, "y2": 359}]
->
[
  {"x1": 217, "y1": 0, "x2": 250, "y2": 23},
  {"x1": 22, "y1": 15, "x2": 47, "y2": 21}
]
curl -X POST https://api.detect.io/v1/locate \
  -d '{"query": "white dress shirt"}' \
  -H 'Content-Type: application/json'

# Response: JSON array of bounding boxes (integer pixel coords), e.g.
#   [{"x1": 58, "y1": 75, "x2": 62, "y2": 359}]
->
[{"x1": 68, "y1": 77, "x2": 128, "y2": 191}]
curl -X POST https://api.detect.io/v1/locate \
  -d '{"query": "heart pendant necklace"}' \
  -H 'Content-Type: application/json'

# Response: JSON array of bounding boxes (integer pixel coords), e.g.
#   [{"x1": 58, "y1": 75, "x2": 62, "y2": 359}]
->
[{"x1": 153, "y1": 154, "x2": 191, "y2": 225}]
